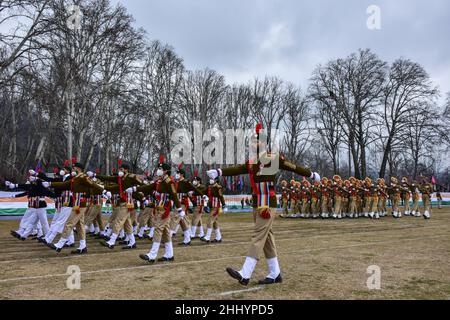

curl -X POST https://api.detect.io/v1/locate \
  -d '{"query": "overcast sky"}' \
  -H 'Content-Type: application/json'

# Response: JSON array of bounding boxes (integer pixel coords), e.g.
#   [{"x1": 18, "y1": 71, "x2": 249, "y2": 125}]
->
[{"x1": 114, "y1": 0, "x2": 449, "y2": 104}]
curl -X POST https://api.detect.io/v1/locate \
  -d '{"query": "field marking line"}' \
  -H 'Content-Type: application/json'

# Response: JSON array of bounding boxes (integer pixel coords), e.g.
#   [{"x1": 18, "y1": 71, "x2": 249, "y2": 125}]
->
[
  {"x1": 0, "y1": 224, "x2": 448, "y2": 263},
  {"x1": 217, "y1": 286, "x2": 265, "y2": 296},
  {"x1": 0, "y1": 234, "x2": 447, "y2": 284}
]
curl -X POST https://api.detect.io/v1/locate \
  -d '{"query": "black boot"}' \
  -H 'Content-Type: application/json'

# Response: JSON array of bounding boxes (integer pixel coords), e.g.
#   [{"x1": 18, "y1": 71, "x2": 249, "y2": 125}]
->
[
  {"x1": 48, "y1": 243, "x2": 62, "y2": 253},
  {"x1": 122, "y1": 243, "x2": 137, "y2": 250},
  {"x1": 99, "y1": 241, "x2": 115, "y2": 249},
  {"x1": 226, "y1": 268, "x2": 249, "y2": 286},
  {"x1": 139, "y1": 254, "x2": 155, "y2": 263},
  {"x1": 71, "y1": 248, "x2": 88, "y2": 255},
  {"x1": 143, "y1": 234, "x2": 153, "y2": 241},
  {"x1": 157, "y1": 256, "x2": 175, "y2": 262},
  {"x1": 10, "y1": 230, "x2": 20, "y2": 239},
  {"x1": 258, "y1": 274, "x2": 283, "y2": 285}
]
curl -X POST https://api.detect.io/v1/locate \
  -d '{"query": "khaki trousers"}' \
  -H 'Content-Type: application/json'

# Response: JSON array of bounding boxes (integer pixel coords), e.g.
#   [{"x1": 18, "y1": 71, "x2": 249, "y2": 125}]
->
[
  {"x1": 321, "y1": 197, "x2": 329, "y2": 214},
  {"x1": 294, "y1": 200, "x2": 301, "y2": 214},
  {"x1": 392, "y1": 194, "x2": 401, "y2": 212},
  {"x1": 377, "y1": 197, "x2": 383, "y2": 212},
  {"x1": 169, "y1": 205, "x2": 191, "y2": 232},
  {"x1": 334, "y1": 196, "x2": 342, "y2": 215},
  {"x1": 111, "y1": 204, "x2": 133, "y2": 235},
  {"x1": 130, "y1": 209, "x2": 138, "y2": 227},
  {"x1": 411, "y1": 195, "x2": 420, "y2": 212},
  {"x1": 311, "y1": 198, "x2": 318, "y2": 214},
  {"x1": 342, "y1": 198, "x2": 349, "y2": 213},
  {"x1": 422, "y1": 194, "x2": 431, "y2": 212},
  {"x1": 363, "y1": 196, "x2": 373, "y2": 213},
  {"x1": 138, "y1": 207, "x2": 154, "y2": 229},
  {"x1": 206, "y1": 207, "x2": 221, "y2": 229},
  {"x1": 349, "y1": 196, "x2": 358, "y2": 215},
  {"x1": 61, "y1": 207, "x2": 87, "y2": 240},
  {"x1": 191, "y1": 206, "x2": 204, "y2": 228},
  {"x1": 85, "y1": 205, "x2": 104, "y2": 231},
  {"x1": 357, "y1": 197, "x2": 363, "y2": 214},
  {"x1": 371, "y1": 196, "x2": 379, "y2": 213},
  {"x1": 290, "y1": 200, "x2": 298, "y2": 215},
  {"x1": 153, "y1": 207, "x2": 171, "y2": 243},
  {"x1": 107, "y1": 205, "x2": 118, "y2": 224},
  {"x1": 301, "y1": 199, "x2": 310, "y2": 215},
  {"x1": 403, "y1": 194, "x2": 411, "y2": 212},
  {"x1": 281, "y1": 200, "x2": 289, "y2": 216},
  {"x1": 248, "y1": 207, "x2": 277, "y2": 260}
]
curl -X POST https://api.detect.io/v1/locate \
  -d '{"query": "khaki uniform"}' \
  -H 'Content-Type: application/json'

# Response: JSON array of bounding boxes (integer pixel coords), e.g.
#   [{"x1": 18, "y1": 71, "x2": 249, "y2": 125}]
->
[
  {"x1": 190, "y1": 184, "x2": 207, "y2": 229},
  {"x1": 320, "y1": 185, "x2": 330, "y2": 215},
  {"x1": 220, "y1": 154, "x2": 312, "y2": 260},
  {"x1": 310, "y1": 186, "x2": 320, "y2": 216},
  {"x1": 206, "y1": 183, "x2": 226, "y2": 231},
  {"x1": 332, "y1": 184, "x2": 344, "y2": 216},
  {"x1": 51, "y1": 173, "x2": 104, "y2": 242},
  {"x1": 410, "y1": 183, "x2": 421, "y2": 214},
  {"x1": 84, "y1": 193, "x2": 105, "y2": 232},
  {"x1": 401, "y1": 182, "x2": 411, "y2": 214},
  {"x1": 280, "y1": 187, "x2": 289, "y2": 217},
  {"x1": 170, "y1": 179, "x2": 204, "y2": 233},
  {"x1": 377, "y1": 186, "x2": 388, "y2": 214},
  {"x1": 136, "y1": 176, "x2": 183, "y2": 244},
  {"x1": 388, "y1": 184, "x2": 402, "y2": 214},
  {"x1": 420, "y1": 183, "x2": 433, "y2": 213},
  {"x1": 301, "y1": 187, "x2": 311, "y2": 217},
  {"x1": 138, "y1": 203, "x2": 155, "y2": 231},
  {"x1": 347, "y1": 185, "x2": 359, "y2": 216},
  {"x1": 98, "y1": 173, "x2": 143, "y2": 235},
  {"x1": 248, "y1": 207, "x2": 277, "y2": 259}
]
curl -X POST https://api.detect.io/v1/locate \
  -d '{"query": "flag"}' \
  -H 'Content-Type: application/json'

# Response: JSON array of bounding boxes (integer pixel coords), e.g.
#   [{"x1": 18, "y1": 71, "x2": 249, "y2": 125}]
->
[
  {"x1": 431, "y1": 176, "x2": 437, "y2": 185},
  {"x1": 237, "y1": 176, "x2": 243, "y2": 192},
  {"x1": 35, "y1": 161, "x2": 43, "y2": 173}
]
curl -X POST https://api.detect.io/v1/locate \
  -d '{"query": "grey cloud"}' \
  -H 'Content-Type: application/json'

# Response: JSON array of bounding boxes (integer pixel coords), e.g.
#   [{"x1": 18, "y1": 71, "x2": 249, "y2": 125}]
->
[{"x1": 115, "y1": 0, "x2": 450, "y2": 100}]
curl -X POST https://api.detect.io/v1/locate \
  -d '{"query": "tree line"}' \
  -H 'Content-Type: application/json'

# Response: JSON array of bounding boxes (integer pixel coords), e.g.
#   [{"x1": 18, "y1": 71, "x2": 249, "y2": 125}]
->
[{"x1": 1, "y1": 0, "x2": 449, "y2": 189}]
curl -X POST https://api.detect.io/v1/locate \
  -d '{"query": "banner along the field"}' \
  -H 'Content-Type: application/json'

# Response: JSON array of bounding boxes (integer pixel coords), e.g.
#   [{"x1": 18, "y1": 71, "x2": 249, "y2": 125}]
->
[
  {"x1": 0, "y1": 192, "x2": 55, "y2": 215},
  {"x1": 0, "y1": 192, "x2": 448, "y2": 216}
]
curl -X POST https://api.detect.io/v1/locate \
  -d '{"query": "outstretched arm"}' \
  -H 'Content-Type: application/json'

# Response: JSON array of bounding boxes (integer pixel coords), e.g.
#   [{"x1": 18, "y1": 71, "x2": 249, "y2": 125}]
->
[
  {"x1": 280, "y1": 158, "x2": 316, "y2": 180},
  {"x1": 208, "y1": 164, "x2": 247, "y2": 179},
  {"x1": 82, "y1": 177, "x2": 104, "y2": 194},
  {"x1": 50, "y1": 180, "x2": 71, "y2": 190},
  {"x1": 96, "y1": 175, "x2": 119, "y2": 183}
]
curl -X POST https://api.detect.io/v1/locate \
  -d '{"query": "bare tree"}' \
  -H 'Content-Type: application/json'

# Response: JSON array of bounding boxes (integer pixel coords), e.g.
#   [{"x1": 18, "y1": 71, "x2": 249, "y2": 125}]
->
[
  {"x1": 0, "y1": 0, "x2": 52, "y2": 75},
  {"x1": 377, "y1": 58, "x2": 438, "y2": 178},
  {"x1": 310, "y1": 49, "x2": 386, "y2": 178}
]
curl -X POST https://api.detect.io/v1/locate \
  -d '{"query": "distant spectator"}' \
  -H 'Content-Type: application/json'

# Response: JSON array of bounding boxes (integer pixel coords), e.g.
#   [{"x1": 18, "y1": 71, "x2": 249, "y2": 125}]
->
[{"x1": 436, "y1": 191, "x2": 442, "y2": 209}]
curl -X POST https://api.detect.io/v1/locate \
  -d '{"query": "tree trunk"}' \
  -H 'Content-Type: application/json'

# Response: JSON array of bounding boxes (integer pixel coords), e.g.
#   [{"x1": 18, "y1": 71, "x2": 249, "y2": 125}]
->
[
  {"x1": 35, "y1": 136, "x2": 47, "y2": 162},
  {"x1": 9, "y1": 102, "x2": 17, "y2": 170},
  {"x1": 66, "y1": 90, "x2": 73, "y2": 161}
]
